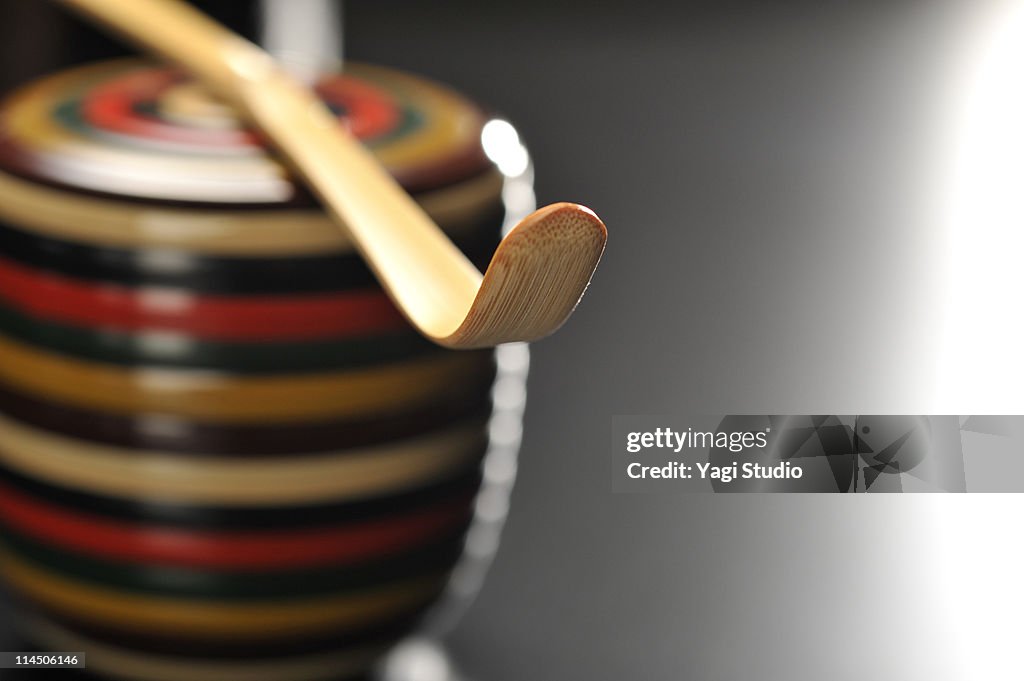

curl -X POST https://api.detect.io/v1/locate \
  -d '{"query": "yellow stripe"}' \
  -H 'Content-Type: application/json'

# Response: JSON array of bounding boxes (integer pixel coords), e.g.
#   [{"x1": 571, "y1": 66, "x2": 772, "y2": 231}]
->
[
  {"x1": 1, "y1": 548, "x2": 445, "y2": 638},
  {"x1": 0, "y1": 334, "x2": 492, "y2": 423},
  {"x1": 0, "y1": 413, "x2": 485, "y2": 504},
  {"x1": 25, "y1": 615, "x2": 381, "y2": 681},
  {"x1": 0, "y1": 167, "x2": 502, "y2": 256}
]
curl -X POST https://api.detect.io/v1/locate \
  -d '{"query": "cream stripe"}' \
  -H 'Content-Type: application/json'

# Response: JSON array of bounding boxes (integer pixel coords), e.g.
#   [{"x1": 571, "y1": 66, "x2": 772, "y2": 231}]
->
[
  {"x1": 0, "y1": 413, "x2": 485, "y2": 504},
  {"x1": 0, "y1": 335, "x2": 492, "y2": 423}
]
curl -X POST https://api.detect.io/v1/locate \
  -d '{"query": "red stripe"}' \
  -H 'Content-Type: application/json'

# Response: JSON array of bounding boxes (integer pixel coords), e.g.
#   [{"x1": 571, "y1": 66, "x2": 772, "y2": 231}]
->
[
  {"x1": 0, "y1": 481, "x2": 472, "y2": 571},
  {"x1": 313, "y1": 76, "x2": 402, "y2": 140},
  {"x1": 80, "y1": 68, "x2": 400, "y2": 148},
  {"x1": 81, "y1": 69, "x2": 260, "y2": 148},
  {"x1": 0, "y1": 255, "x2": 407, "y2": 341}
]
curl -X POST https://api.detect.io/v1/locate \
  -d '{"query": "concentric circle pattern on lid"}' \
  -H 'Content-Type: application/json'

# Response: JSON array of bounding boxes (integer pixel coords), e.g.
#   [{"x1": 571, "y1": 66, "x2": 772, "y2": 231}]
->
[{"x1": 0, "y1": 59, "x2": 490, "y2": 204}]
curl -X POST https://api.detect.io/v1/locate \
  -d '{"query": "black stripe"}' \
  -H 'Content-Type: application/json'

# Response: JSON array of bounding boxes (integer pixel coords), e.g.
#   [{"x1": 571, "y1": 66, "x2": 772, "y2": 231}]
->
[
  {"x1": 0, "y1": 303, "x2": 443, "y2": 373},
  {"x1": 0, "y1": 205, "x2": 502, "y2": 294}
]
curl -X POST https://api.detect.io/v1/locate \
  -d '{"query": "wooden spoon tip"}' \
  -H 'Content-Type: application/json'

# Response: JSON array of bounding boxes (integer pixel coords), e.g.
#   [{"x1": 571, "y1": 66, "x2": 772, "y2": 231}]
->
[
  {"x1": 504, "y1": 202, "x2": 607, "y2": 255},
  {"x1": 440, "y1": 202, "x2": 607, "y2": 349}
]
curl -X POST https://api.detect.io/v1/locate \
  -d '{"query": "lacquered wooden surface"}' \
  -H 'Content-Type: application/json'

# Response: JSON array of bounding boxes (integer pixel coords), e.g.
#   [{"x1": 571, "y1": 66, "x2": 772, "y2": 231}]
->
[{"x1": 0, "y1": 37, "x2": 508, "y2": 681}]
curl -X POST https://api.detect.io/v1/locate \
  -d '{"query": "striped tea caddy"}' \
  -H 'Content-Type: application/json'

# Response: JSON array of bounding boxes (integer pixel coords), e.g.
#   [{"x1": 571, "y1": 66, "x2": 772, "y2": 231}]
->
[{"x1": 0, "y1": 58, "x2": 530, "y2": 681}]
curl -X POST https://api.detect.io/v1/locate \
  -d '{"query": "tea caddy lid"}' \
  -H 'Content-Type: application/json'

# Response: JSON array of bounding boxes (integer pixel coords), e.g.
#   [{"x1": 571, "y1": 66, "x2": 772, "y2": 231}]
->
[{"x1": 0, "y1": 59, "x2": 492, "y2": 206}]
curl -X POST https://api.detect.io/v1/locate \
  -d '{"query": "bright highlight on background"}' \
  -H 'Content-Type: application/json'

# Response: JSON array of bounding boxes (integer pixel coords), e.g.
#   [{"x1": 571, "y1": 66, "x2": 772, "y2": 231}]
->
[
  {"x1": 936, "y1": 0, "x2": 1024, "y2": 414},
  {"x1": 481, "y1": 119, "x2": 530, "y2": 178},
  {"x1": 932, "y1": 2, "x2": 1024, "y2": 678}
]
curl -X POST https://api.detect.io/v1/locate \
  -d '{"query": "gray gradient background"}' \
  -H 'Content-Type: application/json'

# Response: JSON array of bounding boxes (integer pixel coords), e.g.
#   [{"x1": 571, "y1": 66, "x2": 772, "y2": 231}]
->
[{"x1": 1, "y1": 1, "x2": 1021, "y2": 679}]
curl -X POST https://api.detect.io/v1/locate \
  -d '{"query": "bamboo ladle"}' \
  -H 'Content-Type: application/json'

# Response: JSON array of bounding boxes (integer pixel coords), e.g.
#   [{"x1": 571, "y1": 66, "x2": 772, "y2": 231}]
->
[{"x1": 56, "y1": 0, "x2": 607, "y2": 349}]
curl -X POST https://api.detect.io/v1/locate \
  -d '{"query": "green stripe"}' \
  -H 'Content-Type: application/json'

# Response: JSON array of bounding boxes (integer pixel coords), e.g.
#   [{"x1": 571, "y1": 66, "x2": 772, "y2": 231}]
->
[{"x1": 0, "y1": 302, "x2": 438, "y2": 373}]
